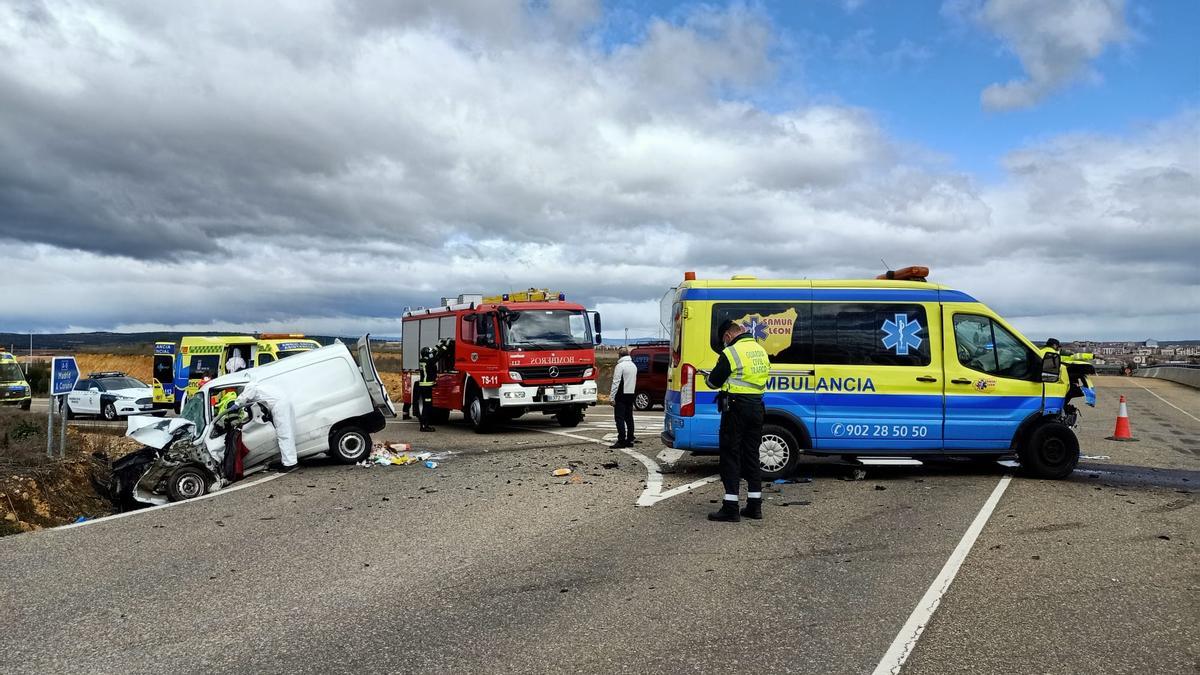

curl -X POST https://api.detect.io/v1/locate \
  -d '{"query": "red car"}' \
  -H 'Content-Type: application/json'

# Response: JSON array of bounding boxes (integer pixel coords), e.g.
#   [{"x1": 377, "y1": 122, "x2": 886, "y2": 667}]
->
[{"x1": 629, "y1": 341, "x2": 670, "y2": 411}]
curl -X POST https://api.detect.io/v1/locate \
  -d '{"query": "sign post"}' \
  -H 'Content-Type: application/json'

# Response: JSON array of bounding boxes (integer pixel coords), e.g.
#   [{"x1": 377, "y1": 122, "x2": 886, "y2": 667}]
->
[{"x1": 49, "y1": 356, "x2": 79, "y2": 459}]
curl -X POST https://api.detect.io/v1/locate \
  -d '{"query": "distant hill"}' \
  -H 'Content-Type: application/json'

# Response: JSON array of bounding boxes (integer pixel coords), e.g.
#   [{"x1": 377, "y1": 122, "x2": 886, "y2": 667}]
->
[{"x1": 0, "y1": 332, "x2": 370, "y2": 355}]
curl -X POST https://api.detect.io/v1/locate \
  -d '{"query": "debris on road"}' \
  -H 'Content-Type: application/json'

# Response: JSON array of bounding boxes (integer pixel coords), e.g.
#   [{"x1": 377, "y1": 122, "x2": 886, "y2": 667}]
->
[
  {"x1": 552, "y1": 468, "x2": 572, "y2": 477},
  {"x1": 773, "y1": 477, "x2": 812, "y2": 484},
  {"x1": 842, "y1": 469, "x2": 868, "y2": 481},
  {"x1": 358, "y1": 443, "x2": 448, "y2": 469}
]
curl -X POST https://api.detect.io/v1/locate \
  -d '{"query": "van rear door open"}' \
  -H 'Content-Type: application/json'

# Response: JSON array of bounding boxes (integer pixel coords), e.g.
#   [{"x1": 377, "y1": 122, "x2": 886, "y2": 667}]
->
[{"x1": 356, "y1": 334, "x2": 396, "y2": 417}]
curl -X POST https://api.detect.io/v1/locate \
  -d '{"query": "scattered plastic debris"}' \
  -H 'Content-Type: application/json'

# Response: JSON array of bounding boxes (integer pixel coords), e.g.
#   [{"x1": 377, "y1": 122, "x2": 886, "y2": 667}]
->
[
  {"x1": 358, "y1": 443, "x2": 448, "y2": 469},
  {"x1": 552, "y1": 468, "x2": 572, "y2": 477},
  {"x1": 73, "y1": 516, "x2": 90, "y2": 524},
  {"x1": 773, "y1": 477, "x2": 813, "y2": 484},
  {"x1": 1081, "y1": 455, "x2": 1111, "y2": 460},
  {"x1": 841, "y1": 469, "x2": 867, "y2": 481}
]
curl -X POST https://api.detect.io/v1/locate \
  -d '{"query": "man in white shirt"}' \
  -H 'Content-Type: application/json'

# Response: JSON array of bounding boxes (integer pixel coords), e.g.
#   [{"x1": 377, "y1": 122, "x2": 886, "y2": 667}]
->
[
  {"x1": 225, "y1": 348, "x2": 247, "y2": 373},
  {"x1": 609, "y1": 347, "x2": 639, "y2": 449}
]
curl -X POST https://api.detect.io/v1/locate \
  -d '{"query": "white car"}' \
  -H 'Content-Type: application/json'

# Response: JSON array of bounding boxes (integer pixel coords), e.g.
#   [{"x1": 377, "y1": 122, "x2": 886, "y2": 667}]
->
[{"x1": 66, "y1": 372, "x2": 160, "y2": 420}]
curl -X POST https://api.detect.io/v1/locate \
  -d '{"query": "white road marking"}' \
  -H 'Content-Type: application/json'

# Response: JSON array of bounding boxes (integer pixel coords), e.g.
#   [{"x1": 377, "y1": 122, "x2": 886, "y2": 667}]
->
[
  {"x1": 656, "y1": 447, "x2": 684, "y2": 465},
  {"x1": 521, "y1": 426, "x2": 715, "y2": 507},
  {"x1": 53, "y1": 472, "x2": 287, "y2": 531},
  {"x1": 1133, "y1": 383, "x2": 1200, "y2": 424},
  {"x1": 872, "y1": 475, "x2": 1012, "y2": 675}
]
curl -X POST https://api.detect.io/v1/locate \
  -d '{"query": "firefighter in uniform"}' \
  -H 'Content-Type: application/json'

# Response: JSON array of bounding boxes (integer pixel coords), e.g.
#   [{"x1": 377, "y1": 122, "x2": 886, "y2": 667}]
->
[
  {"x1": 705, "y1": 319, "x2": 772, "y2": 522},
  {"x1": 417, "y1": 346, "x2": 438, "y2": 432}
]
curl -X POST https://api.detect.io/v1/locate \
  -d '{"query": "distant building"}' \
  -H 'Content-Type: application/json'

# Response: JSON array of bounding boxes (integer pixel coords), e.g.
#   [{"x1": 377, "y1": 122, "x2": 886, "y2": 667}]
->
[{"x1": 1144, "y1": 339, "x2": 1159, "y2": 349}]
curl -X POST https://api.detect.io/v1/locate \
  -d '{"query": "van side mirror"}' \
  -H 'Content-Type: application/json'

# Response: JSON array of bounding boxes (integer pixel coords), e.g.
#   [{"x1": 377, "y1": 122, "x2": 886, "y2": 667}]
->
[
  {"x1": 591, "y1": 312, "x2": 602, "y2": 345},
  {"x1": 1040, "y1": 352, "x2": 1061, "y2": 383}
]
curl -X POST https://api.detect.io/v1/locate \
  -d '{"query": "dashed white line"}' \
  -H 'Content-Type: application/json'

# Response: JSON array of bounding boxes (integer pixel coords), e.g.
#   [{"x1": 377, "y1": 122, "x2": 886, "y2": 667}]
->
[
  {"x1": 1133, "y1": 383, "x2": 1200, "y2": 424},
  {"x1": 53, "y1": 472, "x2": 287, "y2": 531},
  {"x1": 872, "y1": 475, "x2": 1012, "y2": 675}
]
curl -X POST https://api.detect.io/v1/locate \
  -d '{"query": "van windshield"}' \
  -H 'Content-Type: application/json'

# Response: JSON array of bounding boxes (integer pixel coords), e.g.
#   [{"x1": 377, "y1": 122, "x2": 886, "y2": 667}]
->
[
  {"x1": 501, "y1": 310, "x2": 592, "y2": 350},
  {"x1": 1, "y1": 363, "x2": 25, "y2": 381}
]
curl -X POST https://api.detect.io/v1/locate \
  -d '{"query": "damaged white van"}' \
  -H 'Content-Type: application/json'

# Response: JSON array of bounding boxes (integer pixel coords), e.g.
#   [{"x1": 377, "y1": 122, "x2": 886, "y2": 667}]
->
[{"x1": 102, "y1": 337, "x2": 395, "y2": 506}]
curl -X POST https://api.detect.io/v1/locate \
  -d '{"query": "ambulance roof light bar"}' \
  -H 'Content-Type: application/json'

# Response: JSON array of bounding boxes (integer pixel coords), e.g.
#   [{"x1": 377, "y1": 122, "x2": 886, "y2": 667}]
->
[
  {"x1": 258, "y1": 333, "x2": 307, "y2": 339},
  {"x1": 876, "y1": 266, "x2": 929, "y2": 282}
]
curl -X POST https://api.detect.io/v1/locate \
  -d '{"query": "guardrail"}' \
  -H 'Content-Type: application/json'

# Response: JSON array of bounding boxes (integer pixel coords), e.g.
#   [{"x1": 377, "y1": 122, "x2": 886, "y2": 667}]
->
[{"x1": 1134, "y1": 366, "x2": 1200, "y2": 389}]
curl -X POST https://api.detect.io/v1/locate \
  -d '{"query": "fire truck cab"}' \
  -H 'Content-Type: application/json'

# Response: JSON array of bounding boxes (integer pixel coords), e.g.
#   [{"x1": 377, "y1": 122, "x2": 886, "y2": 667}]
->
[{"x1": 402, "y1": 290, "x2": 602, "y2": 432}]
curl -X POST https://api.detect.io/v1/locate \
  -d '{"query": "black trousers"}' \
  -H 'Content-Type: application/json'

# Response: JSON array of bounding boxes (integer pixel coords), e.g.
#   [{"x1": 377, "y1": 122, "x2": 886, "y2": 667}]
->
[
  {"x1": 416, "y1": 384, "x2": 433, "y2": 427},
  {"x1": 718, "y1": 394, "x2": 765, "y2": 496},
  {"x1": 613, "y1": 392, "x2": 636, "y2": 443}
]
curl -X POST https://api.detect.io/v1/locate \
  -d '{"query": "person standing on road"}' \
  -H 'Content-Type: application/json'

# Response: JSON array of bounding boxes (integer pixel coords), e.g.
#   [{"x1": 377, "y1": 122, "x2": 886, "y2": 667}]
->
[
  {"x1": 705, "y1": 319, "x2": 771, "y2": 522},
  {"x1": 609, "y1": 347, "x2": 638, "y2": 449},
  {"x1": 417, "y1": 346, "x2": 438, "y2": 432},
  {"x1": 233, "y1": 381, "x2": 298, "y2": 473},
  {"x1": 226, "y1": 348, "x2": 247, "y2": 373}
]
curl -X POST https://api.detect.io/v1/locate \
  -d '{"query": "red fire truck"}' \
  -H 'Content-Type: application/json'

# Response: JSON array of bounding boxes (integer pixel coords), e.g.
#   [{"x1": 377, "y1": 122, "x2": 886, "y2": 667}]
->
[{"x1": 401, "y1": 290, "x2": 602, "y2": 432}]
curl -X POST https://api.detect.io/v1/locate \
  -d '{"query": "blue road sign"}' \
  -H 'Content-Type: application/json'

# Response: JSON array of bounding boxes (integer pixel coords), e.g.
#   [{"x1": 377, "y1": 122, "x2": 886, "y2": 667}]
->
[{"x1": 51, "y1": 356, "x2": 80, "y2": 396}]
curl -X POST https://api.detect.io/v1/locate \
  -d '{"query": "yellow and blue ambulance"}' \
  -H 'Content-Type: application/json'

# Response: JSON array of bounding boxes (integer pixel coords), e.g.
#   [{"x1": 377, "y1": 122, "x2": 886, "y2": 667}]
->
[
  {"x1": 152, "y1": 334, "x2": 322, "y2": 410},
  {"x1": 661, "y1": 269, "x2": 1094, "y2": 479},
  {"x1": 0, "y1": 350, "x2": 32, "y2": 410}
]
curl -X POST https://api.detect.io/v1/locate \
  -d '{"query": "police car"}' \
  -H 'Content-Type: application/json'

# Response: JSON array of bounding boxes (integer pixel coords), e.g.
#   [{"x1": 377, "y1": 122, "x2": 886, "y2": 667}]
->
[{"x1": 66, "y1": 372, "x2": 160, "y2": 420}]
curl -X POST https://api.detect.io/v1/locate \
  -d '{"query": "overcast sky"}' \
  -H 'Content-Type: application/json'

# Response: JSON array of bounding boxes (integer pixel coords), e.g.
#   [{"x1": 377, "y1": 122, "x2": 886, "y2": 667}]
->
[{"x1": 2, "y1": 0, "x2": 1197, "y2": 341}]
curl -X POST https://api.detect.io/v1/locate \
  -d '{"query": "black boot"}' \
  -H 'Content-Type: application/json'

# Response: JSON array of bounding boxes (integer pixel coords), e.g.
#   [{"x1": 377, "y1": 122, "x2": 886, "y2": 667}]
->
[
  {"x1": 707, "y1": 499, "x2": 741, "y2": 522},
  {"x1": 741, "y1": 498, "x2": 763, "y2": 520}
]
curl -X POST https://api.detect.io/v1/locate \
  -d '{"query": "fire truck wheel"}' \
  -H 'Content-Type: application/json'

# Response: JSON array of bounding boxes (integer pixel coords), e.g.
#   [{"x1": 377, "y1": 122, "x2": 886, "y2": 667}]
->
[
  {"x1": 466, "y1": 390, "x2": 493, "y2": 433},
  {"x1": 556, "y1": 406, "x2": 585, "y2": 428}
]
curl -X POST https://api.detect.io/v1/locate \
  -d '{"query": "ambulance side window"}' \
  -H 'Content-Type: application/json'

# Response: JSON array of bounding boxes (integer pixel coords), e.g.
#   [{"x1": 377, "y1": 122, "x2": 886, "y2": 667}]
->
[
  {"x1": 710, "y1": 303, "x2": 813, "y2": 364},
  {"x1": 813, "y1": 303, "x2": 931, "y2": 367},
  {"x1": 953, "y1": 315, "x2": 1038, "y2": 380},
  {"x1": 257, "y1": 354, "x2": 274, "y2": 366}
]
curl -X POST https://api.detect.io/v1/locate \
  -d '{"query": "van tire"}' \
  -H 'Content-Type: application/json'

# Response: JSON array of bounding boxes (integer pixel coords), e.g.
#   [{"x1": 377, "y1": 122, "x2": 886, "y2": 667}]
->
[
  {"x1": 330, "y1": 426, "x2": 371, "y2": 464},
  {"x1": 166, "y1": 466, "x2": 210, "y2": 502},
  {"x1": 466, "y1": 389, "x2": 492, "y2": 433},
  {"x1": 759, "y1": 423, "x2": 801, "y2": 480},
  {"x1": 634, "y1": 392, "x2": 652, "y2": 411},
  {"x1": 1019, "y1": 422, "x2": 1079, "y2": 479}
]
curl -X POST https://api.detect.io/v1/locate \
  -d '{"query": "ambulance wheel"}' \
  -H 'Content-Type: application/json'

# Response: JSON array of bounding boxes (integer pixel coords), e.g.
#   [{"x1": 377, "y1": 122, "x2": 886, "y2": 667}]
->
[
  {"x1": 20, "y1": 399, "x2": 30, "y2": 411},
  {"x1": 330, "y1": 426, "x2": 371, "y2": 464},
  {"x1": 467, "y1": 390, "x2": 492, "y2": 433},
  {"x1": 166, "y1": 466, "x2": 210, "y2": 502},
  {"x1": 102, "y1": 402, "x2": 119, "y2": 421},
  {"x1": 1019, "y1": 422, "x2": 1079, "y2": 480},
  {"x1": 556, "y1": 406, "x2": 585, "y2": 428},
  {"x1": 633, "y1": 392, "x2": 652, "y2": 411},
  {"x1": 759, "y1": 423, "x2": 801, "y2": 480}
]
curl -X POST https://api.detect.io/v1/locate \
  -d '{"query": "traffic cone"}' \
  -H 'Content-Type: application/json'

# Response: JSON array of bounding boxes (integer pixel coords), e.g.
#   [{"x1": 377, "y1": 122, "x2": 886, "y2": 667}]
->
[{"x1": 1106, "y1": 395, "x2": 1138, "y2": 442}]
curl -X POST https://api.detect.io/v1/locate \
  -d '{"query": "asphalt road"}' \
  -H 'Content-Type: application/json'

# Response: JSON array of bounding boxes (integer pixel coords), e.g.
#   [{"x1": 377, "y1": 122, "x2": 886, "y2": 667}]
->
[{"x1": 3, "y1": 376, "x2": 1196, "y2": 673}]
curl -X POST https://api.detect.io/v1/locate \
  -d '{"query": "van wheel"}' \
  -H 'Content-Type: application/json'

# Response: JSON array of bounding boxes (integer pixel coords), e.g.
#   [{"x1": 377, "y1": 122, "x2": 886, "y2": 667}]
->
[
  {"x1": 633, "y1": 392, "x2": 652, "y2": 411},
  {"x1": 1019, "y1": 422, "x2": 1079, "y2": 479},
  {"x1": 330, "y1": 426, "x2": 371, "y2": 464},
  {"x1": 166, "y1": 466, "x2": 210, "y2": 502},
  {"x1": 759, "y1": 423, "x2": 801, "y2": 480},
  {"x1": 102, "y1": 402, "x2": 119, "y2": 421},
  {"x1": 556, "y1": 406, "x2": 585, "y2": 428},
  {"x1": 65, "y1": 402, "x2": 76, "y2": 420},
  {"x1": 466, "y1": 390, "x2": 492, "y2": 433}
]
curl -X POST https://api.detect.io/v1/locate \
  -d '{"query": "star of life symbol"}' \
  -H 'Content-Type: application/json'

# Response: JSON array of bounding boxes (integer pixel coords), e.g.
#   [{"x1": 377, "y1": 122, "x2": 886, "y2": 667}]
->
[
  {"x1": 740, "y1": 317, "x2": 768, "y2": 341},
  {"x1": 881, "y1": 314, "x2": 923, "y2": 355}
]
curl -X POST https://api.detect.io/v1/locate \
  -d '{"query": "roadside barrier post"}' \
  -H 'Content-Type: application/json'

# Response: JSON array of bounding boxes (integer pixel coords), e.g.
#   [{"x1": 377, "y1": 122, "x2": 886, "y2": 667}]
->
[
  {"x1": 58, "y1": 395, "x2": 68, "y2": 458},
  {"x1": 46, "y1": 392, "x2": 55, "y2": 458}
]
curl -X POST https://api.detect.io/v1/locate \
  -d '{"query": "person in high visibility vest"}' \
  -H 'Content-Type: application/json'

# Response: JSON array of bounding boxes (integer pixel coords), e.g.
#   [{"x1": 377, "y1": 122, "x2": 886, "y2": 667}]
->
[
  {"x1": 417, "y1": 346, "x2": 438, "y2": 432},
  {"x1": 704, "y1": 319, "x2": 772, "y2": 522}
]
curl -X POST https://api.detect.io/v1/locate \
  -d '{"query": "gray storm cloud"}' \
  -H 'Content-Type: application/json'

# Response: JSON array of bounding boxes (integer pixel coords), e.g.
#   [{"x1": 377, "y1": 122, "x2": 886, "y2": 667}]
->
[{"x1": 0, "y1": 0, "x2": 1196, "y2": 339}]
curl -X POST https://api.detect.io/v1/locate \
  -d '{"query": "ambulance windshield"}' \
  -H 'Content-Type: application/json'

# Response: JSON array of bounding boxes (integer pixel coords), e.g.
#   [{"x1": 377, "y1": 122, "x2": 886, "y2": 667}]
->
[
  {"x1": 502, "y1": 310, "x2": 592, "y2": 350},
  {"x1": 0, "y1": 363, "x2": 25, "y2": 381}
]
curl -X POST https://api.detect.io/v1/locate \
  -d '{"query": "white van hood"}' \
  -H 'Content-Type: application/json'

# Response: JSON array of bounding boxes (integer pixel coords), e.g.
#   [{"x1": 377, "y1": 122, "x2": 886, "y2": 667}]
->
[{"x1": 126, "y1": 415, "x2": 196, "y2": 450}]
